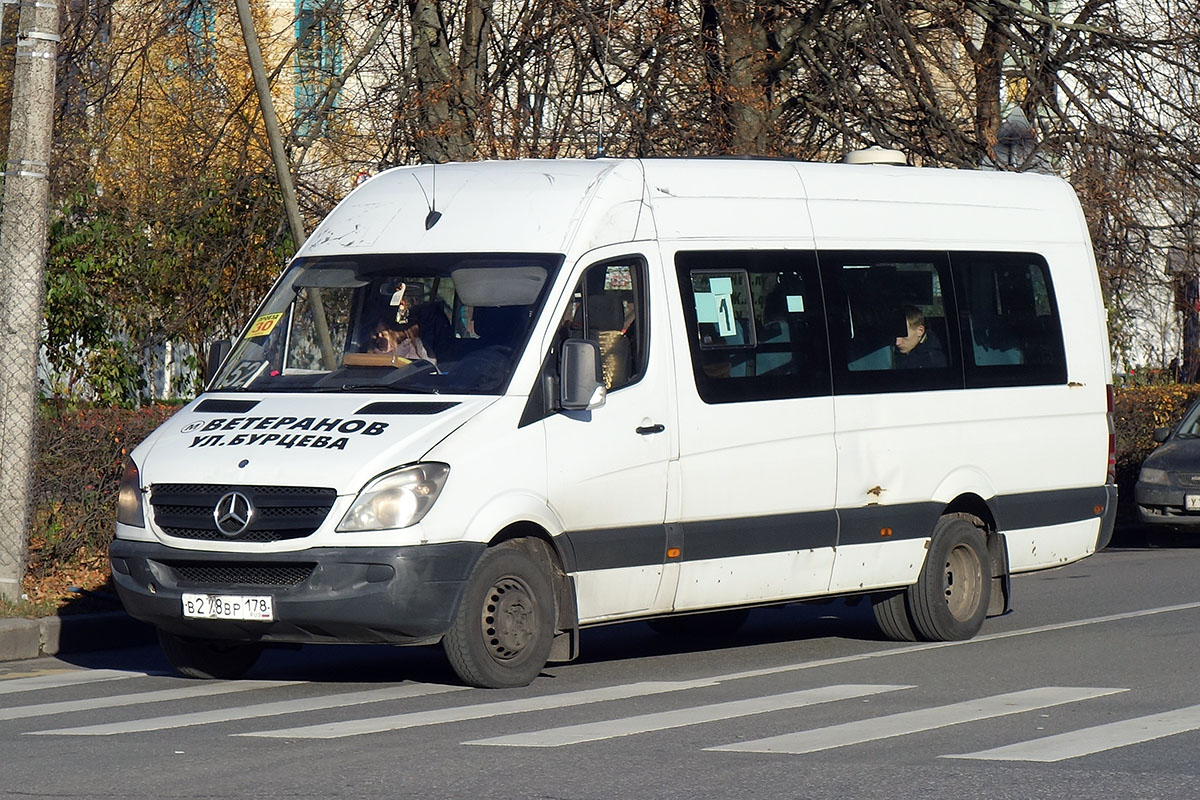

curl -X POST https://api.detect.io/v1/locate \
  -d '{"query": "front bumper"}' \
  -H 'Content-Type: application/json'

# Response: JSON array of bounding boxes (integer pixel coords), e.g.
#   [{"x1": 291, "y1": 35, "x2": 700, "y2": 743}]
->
[
  {"x1": 1135, "y1": 482, "x2": 1200, "y2": 529},
  {"x1": 109, "y1": 539, "x2": 485, "y2": 645}
]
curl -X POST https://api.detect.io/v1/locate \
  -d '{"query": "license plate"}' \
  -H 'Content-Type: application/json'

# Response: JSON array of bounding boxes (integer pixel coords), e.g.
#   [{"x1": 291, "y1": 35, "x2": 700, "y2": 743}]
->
[
  {"x1": 1187, "y1": 495, "x2": 1200, "y2": 511},
  {"x1": 182, "y1": 593, "x2": 274, "y2": 621}
]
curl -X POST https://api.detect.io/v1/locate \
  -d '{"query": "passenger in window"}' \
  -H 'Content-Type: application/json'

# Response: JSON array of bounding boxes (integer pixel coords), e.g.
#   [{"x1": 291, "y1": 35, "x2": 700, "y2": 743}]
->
[{"x1": 895, "y1": 306, "x2": 947, "y2": 369}]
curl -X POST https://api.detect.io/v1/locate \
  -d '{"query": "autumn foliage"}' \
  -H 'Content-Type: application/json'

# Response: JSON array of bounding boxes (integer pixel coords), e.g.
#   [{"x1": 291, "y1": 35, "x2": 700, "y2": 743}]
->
[
  {"x1": 1113, "y1": 384, "x2": 1200, "y2": 480},
  {"x1": 23, "y1": 404, "x2": 179, "y2": 608}
]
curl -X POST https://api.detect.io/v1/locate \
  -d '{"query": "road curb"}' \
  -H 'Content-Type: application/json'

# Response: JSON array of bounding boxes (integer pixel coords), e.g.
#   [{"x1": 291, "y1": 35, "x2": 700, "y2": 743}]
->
[{"x1": 0, "y1": 611, "x2": 154, "y2": 662}]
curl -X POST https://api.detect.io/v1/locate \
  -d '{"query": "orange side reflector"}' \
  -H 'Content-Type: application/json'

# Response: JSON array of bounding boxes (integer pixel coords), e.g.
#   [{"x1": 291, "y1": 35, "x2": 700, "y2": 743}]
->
[
  {"x1": 880, "y1": 527, "x2": 893, "y2": 538},
  {"x1": 667, "y1": 547, "x2": 681, "y2": 559},
  {"x1": 1094, "y1": 505, "x2": 1104, "y2": 515}
]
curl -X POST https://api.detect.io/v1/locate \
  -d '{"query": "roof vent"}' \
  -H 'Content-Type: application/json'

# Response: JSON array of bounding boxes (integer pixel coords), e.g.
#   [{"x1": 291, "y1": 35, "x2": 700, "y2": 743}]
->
[{"x1": 841, "y1": 146, "x2": 908, "y2": 166}]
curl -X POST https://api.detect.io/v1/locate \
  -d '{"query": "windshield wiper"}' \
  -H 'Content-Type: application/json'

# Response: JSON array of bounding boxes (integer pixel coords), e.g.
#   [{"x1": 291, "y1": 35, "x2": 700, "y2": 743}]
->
[{"x1": 320, "y1": 383, "x2": 439, "y2": 394}]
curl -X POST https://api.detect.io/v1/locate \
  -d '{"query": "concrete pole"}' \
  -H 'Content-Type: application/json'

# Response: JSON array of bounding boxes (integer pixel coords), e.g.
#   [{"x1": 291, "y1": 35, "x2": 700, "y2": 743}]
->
[{"x1": 0, "y1": 0, "x2": 60, "y2": 603}]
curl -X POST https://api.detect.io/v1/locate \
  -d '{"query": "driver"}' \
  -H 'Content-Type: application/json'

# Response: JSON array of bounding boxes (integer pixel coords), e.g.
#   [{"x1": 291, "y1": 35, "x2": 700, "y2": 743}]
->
[{"x1": 369, "y1": 317, "x2": 436, "y2": 366}]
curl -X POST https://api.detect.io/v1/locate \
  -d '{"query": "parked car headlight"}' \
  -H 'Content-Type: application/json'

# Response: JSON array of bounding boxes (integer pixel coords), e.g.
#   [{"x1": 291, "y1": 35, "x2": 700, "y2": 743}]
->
[
  {"x1": 1138, "y1": 467, "x2": 1171, "y2": 485},
  {"x1": 117, "y1": 458, "x2": 145, "y2": 527},
  {"x1": 337, "y1": 463, "x2": 449, "y2": 532}
]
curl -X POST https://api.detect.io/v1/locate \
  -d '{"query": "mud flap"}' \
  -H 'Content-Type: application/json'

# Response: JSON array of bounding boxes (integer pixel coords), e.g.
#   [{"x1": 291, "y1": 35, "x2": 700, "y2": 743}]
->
[
  {"x1": 987, "y1": 532, "x2": 1011, "y2": 617},
  {"x1": 548, "y1": 574, "x2": 580, "y2": 663},
  {"x1": 548, "y1": 628, "x2": 579, "y2": 663}
]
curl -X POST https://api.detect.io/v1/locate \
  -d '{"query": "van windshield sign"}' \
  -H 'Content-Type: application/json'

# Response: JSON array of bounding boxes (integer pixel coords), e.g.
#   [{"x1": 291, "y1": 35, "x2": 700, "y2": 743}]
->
[{"x1": 182, "y1": 415, "x2": 390, "y2": 451}]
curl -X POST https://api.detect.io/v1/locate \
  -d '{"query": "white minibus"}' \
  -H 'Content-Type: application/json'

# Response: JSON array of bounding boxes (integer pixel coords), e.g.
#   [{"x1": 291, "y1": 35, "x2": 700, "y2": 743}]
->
[{"x1": 111, "y1": 156, "x2": 1116, "y2": 687}]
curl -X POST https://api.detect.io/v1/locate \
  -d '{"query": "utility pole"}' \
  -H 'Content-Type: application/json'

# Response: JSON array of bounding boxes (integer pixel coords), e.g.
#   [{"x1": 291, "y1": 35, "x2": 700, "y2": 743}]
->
[
  {"x1": 233, "y1": 0, "x2": 336, "y2": 368},
  {"x1": 234, "y1": 0, "x2": 306, "y2": 248},
  {"x1": 0, "y1": 0, "x2": 60, "y2": 603}
]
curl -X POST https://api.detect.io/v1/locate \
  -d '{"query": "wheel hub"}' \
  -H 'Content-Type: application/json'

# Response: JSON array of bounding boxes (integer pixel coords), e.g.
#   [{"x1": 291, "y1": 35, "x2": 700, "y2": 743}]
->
[
  {"x1": 482, "y1": 575, "x2": 538, "y2": 660},
  {"x1": 943, "y1": 543, "x2": 983, "y2": 621}
]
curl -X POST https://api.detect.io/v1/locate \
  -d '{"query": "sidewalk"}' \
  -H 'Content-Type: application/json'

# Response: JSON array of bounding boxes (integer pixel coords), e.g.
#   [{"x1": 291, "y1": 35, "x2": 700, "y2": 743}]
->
[{"x1": 0, "y1": 611, "x2": 154, "y2": 662}]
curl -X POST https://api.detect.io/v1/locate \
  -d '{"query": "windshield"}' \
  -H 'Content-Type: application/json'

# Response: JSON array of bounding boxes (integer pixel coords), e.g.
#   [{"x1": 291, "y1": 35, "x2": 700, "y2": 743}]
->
[
  {"x1": 1176, "y1": 401, "x2": 1200, "y2": 438},
  {"x1": 211, "y1": 253, "x2": 563, "y2": 394}
]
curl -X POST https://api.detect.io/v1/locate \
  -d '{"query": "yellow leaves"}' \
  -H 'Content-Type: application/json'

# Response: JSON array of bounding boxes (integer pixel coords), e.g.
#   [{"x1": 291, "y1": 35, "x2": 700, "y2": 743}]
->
[
  {"x1": 90, "y1": 2, "x2": 279, "y2": 218},
  {"x1": 1114, "y1": 384, "x2": 1200, "y2": 470}
]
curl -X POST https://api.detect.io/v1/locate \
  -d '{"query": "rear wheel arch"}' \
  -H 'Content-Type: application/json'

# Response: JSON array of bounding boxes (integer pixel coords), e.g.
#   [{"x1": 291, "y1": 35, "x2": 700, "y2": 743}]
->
[{"x1": 943, "y1": 493, "x2": 997, "y2": 536}]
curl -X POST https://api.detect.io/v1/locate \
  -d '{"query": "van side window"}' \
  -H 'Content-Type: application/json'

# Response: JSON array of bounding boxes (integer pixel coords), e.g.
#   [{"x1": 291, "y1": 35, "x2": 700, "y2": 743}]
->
[
  {"x1": 675, "y1": 251, "x2": 830, "y2": 403},
  {"x1": 951, "y1": 252, "x2": 1067, "y2": 387},
  {"x1": 819, "y1": 250, "x2": 959, "y2": 395},
  {"x1": 560, "y1": 260, "x2": 647, "y2": 391}
]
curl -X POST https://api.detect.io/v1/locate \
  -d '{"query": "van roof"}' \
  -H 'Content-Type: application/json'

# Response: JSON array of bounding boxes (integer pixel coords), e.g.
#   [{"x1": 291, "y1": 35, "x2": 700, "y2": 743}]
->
[{"x1": 297, "y1": 158, "x2": 1083, "y2": 259}]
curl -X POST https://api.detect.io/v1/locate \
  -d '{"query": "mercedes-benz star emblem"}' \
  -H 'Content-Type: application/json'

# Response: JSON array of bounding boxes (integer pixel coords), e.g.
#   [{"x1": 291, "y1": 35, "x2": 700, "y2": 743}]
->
[{"x1": 213, "y1": 491, "x2": 255, "y2": 537}]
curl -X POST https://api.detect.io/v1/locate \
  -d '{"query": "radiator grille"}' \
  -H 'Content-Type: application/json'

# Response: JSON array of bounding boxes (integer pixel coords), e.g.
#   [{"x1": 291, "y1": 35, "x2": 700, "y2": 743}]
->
[{"x1": 150, "y1": 484, "x2": 336, "y2": 543}]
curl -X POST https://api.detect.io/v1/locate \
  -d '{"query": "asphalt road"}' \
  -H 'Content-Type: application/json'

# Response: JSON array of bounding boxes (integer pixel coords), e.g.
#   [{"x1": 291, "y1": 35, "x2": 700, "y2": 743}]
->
[{"x1": 2, "y1": 538, "x2": 1199, "y2": 799}]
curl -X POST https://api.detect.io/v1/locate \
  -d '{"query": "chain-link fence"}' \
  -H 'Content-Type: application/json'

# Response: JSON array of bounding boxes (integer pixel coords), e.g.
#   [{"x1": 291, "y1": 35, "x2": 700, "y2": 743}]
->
[{"x1": 0, "y1": 0, "x2": 59, "y2": 603}]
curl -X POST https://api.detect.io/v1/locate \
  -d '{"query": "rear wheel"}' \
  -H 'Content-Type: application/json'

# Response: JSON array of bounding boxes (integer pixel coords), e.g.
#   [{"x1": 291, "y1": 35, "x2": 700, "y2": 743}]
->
[
  {"x1": 907, "y1": 514, "x2": 990, "y2": 641},
  {"x1": 871, "y1": 590, "x2": 918, "y2": 641},
  {"x1": 157, "y1": 630, "x2": 263, "y2": 680},
  {"x1": 443, "y1": 543, "x2": 556, "y2": 688}
]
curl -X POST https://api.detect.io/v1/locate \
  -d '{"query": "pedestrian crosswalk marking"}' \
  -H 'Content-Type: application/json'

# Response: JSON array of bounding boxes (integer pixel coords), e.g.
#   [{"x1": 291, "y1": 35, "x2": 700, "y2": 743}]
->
[
  {"x1": 27, "y1": 683, "x2": 463, "y2": 736},
  {"x1": 0, "y1": 680, "x2": 296, "y2": 722},
  {"x1": 0, "y1": 668, "x2": 75, "y2": 681},
  {"x1": 0, "y1": 669, "x2": 155, "y2": 696},
  {"x1": 238, "y1": 679, "x2": 721, "y2": 739},
  {"x1": 944, "y1": 702, "x2": 1200, "y2": 762},
  {"x1": 465, "y1": 684, "x2": 913, "y2": 747},
  {"x1": 706, "y1": 601, "x2": 1200, "y2": 685},
  {"x1": 14, "y1": 668, "x2": 1196, "y2": 765},
  {"x1": 707, "y1": 687, "x2": 1126, "y2": 754}
]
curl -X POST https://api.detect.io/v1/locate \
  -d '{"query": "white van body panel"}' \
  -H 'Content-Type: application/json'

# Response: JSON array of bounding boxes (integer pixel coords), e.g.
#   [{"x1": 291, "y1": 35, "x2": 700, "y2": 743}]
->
[
  {"x1": 420, "y1": 396, "x2": 549, "y2": 538},
  {"x1": 137, "y1": 395, "x2": 495, "y2": 491},
  {"x1": 301, "y1": 160, "x2": 650, "y2": 259},
  {"x1": 1004, "y1": 519, "x2": 1103, "y2": 571},
  {"x1": 799, "y1": 163, "x2": 1085, "y2": 248},
  {"x1": 827, "y1": 539, "x2": 930, "y2": 594}
]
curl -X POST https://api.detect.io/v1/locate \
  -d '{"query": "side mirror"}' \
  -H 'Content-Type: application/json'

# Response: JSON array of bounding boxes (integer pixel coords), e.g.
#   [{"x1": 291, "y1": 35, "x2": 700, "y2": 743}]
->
[
  {"x1": 206, "y1": 339, "x2": 232, "y2": 385},
  {"x1": 1153, "y1": 427, "x2": 1171, "y2": 444},
  {"x1": 560, "y1": 338, "x2": 606, "y2": 411}
]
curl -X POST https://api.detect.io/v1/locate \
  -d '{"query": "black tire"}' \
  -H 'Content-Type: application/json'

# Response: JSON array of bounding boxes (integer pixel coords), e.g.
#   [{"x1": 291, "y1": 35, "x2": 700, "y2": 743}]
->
[
  {"x1": 907, "y1": 514, "x2": 990, "y2": 641},
  {"x1": 157, "y1": 630, "x2": 263, "y2": 680},
  {"x1": 871, "y1": 590, "x2": 919, "y2": 641},
  {"x1": 647, "y1": 608, "x2": 750, "y2": 640},
  {"x1": 443, "y1": 543, "x2": 556, "y2": 689}
]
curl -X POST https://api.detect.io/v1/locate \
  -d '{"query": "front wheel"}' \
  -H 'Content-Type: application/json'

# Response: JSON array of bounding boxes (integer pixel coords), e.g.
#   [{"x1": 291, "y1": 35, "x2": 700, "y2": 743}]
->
[
  {"x1": 907, "y1": 514, "x2": 990, "y2": 641},
  {"x1": 443, "y1": 543, "x2": 556, "y2": 688},
  {"x1": 157, "y1": 630, "x2": 263, "y2": 680}
]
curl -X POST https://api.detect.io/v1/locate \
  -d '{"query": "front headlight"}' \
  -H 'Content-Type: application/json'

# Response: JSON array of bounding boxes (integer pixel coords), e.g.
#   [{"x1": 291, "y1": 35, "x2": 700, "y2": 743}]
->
[
  {"x1": 337, "y1": 463, "x2": 450, "y2": 532},
  {"x1": 1138, "y1": 467, "x2": 1171, "y2": 485},
  {"x1": 116, "y1": 458, "x2": 145, "y2": 527}
]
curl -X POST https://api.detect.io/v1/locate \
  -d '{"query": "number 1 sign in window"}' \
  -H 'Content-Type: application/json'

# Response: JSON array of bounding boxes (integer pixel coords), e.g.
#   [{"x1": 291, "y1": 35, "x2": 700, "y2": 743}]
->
[{"x1": 690, "y1": 270, "x2": 757, "y2": 349}]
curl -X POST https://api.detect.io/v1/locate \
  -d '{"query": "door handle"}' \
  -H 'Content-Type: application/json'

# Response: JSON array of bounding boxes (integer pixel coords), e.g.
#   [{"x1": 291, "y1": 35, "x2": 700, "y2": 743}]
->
[{"x1": 636, "y1": 423, "x2": 666, "y2": 435}]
